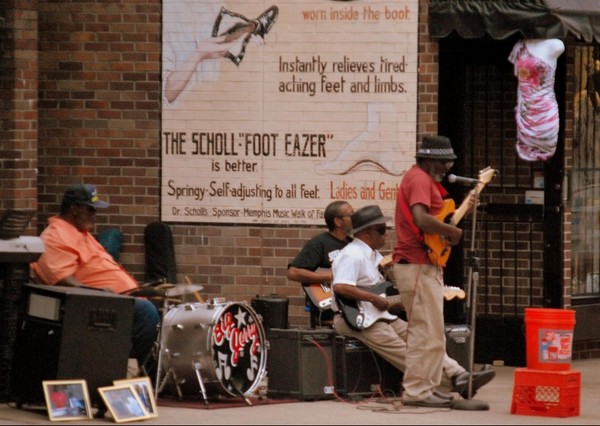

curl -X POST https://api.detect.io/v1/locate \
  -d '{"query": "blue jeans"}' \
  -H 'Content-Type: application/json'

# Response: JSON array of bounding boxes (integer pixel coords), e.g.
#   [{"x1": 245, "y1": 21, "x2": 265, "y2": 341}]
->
[{"x1": 131, "y1": 298, "x2": 160, "y2": 368}]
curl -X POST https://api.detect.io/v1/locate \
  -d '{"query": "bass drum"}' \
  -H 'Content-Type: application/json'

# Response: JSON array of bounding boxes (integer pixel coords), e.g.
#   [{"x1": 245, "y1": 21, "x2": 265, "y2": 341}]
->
[{"x1": 160, "y1": 301, "x2": 267, "y2": 399}]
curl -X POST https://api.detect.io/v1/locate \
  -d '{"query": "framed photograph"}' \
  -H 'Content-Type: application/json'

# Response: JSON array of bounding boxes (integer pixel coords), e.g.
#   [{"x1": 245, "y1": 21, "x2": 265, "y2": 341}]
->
[
  {"x1": 42, "y1": 379, "x2": 92, "y2": 421},
  {"x1": 98, "y1": 385, "x2": 150, "y2": 423},
  {"x1": 113, "y1": 377, "x2": 158, "y2": 418}
]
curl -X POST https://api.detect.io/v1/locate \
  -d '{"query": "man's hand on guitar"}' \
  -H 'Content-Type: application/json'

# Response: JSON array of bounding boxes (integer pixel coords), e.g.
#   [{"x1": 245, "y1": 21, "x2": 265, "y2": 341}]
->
[
  {"x1": 370, "y1": 294, "x2": 390, "y2": 312},
  {"x1": 444, "y1": 225, "x2": 463, "y2": 246}
]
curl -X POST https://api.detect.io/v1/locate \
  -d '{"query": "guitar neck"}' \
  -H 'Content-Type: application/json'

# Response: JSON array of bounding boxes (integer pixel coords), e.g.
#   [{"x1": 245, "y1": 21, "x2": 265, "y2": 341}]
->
[
  {"x1": 451, "y1": 192, "x2": 472, "y2": 226},
  {"x1": 451, "y1": 168, "x2": 495, "y2": 225},
  {"x1": 385, "y1": 294, "x2": 403, "y2": 308}
]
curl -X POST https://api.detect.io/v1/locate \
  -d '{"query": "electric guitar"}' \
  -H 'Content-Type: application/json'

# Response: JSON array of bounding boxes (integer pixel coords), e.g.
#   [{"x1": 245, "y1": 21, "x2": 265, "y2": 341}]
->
[
  {"x1": 424, "y1": 166, "x2": 497, "y2": 267},
  {"x1": 302, "y1": 257, "x2": 396, "y2": 311},
  {"x1": 337, "y1": 281, "x2": 466, "y2": 331},
  {"x1": 302, "y1": 281, "x2": 333, "y2": 310}
]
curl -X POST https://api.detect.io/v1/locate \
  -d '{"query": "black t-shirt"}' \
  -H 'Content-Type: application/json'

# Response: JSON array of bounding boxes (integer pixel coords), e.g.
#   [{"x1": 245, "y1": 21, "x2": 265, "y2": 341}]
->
[{"x1": 288, "y1": 232, "x2": 352, "y2": 281}]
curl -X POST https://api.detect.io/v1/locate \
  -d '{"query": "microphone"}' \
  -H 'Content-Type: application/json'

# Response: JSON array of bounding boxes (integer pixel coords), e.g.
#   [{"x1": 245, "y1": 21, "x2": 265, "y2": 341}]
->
[{"x1": 447, "y1": 174, "x2": 480, "y2": 185}]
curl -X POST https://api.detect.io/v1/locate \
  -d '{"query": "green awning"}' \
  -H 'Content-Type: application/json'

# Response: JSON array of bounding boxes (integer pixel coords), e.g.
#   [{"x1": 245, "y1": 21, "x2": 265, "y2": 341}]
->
[{"x1": 429, "y1": 0, "x2": 600, "y2": 42}]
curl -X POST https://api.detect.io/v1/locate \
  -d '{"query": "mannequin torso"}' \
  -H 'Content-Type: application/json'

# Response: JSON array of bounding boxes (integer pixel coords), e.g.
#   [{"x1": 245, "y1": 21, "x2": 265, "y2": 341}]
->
[{"x1": 524, "y1": 39, "x2": 565, "y2": 68}]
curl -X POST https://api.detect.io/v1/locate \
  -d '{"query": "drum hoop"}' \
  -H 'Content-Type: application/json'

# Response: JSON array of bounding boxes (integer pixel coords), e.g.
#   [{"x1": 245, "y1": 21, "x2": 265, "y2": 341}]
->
[{"x1": 210, "y1": 301, "x2": 268, "y2": 396}]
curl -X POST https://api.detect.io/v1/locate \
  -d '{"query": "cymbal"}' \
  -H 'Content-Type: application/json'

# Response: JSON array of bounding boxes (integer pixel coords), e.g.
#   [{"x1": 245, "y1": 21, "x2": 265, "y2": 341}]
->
[
  {"x1": 165, "y1": 284, "x2": 204, "y2": 297},
  {"x1": 155, "y1": 283, "x2": 176, "y2": 290},
  {"x1": 126, "y1": 287, "x2": 166, "y2": 298}
]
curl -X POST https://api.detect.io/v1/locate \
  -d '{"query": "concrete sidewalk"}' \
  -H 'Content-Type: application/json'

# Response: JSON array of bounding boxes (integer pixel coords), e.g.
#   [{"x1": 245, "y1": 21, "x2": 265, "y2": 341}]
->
[{"x1": 1, "y1": 358, "x2": 599, "y2": 425}]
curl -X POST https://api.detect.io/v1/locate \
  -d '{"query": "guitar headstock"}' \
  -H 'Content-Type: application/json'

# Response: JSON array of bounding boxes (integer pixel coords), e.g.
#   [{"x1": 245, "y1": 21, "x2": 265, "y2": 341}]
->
[{"x1": 477, "y1": 167, "x2": 497, "y2": 185}]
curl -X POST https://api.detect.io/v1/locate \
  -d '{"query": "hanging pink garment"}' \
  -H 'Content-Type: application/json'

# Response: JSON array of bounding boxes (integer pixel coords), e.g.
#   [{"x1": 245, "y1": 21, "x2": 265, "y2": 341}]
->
[{"x1": 508, "y1": 40, "x2": 560, "y2": 162}]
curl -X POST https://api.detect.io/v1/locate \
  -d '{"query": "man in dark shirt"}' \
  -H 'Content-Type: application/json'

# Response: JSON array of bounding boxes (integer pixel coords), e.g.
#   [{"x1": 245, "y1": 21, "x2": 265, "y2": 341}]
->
[{"x1": 287, "y1": 201, "x2": 354, "y2": 328}]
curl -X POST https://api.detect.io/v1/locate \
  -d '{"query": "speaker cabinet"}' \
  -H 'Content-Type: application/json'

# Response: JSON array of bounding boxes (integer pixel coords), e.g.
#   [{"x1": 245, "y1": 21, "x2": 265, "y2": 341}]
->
[
  {"x1": 267, "y1": 328, "x2": 335, "y2": 400},
  {"x1": 334, "y1": 336, "x2": 402, "y2": 397},
  {"x1": 445, "y1": 324, "x2": 472, "y2": 370},
  {"x1": 9, "y1": 284, "x2": 134, "y2": 406},
  {"x1": 251, "y1": 294, "x2": 288, "y2": 335}
]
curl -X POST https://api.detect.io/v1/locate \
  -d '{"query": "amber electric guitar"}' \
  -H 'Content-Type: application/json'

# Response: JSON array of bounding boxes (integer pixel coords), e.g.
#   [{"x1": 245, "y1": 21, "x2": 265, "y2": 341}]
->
[{"x1": 423, "y1": 167, "x2": 497, "y2": 267}]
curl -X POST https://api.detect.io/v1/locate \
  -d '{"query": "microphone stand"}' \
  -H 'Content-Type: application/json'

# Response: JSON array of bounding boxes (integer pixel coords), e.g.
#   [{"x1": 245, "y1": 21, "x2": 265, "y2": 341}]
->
[
  {"x1": 464, "y1": 187, "x2": 487, "y2": 406},
  {"x1": 451, "y1": 183, "x2": 490, "y2": 411}
]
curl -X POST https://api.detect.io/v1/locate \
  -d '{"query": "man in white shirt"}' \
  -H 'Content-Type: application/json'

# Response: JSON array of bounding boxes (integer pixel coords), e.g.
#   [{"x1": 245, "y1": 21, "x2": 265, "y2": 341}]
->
[{"x1": 332, "y1": 205, "x2": 494, "y2": 407}]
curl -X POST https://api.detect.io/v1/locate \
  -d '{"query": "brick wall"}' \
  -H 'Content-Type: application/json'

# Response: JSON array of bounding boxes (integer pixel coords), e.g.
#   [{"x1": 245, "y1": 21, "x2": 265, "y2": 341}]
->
[
  {"x1": 0, "y1": 0, "x2": 39, "y2": 220},
  {"x1": 16, "y1": 0, "x2": 433, "y2": 328},
  {"x1": 36, "y1": 0, "x2": 162, "y2": 273}
]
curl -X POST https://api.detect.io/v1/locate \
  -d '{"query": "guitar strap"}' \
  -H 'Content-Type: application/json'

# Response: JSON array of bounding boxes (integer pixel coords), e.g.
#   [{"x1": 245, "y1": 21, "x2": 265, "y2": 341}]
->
[{"x1": 398, "y1": 181, "x2": 449, "y2": 248}]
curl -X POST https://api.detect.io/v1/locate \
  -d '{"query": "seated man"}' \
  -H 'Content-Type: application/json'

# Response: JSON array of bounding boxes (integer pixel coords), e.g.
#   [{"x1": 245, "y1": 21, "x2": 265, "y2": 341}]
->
[
  {"x1": 30, "y1": 184, "x2": 160, "y2": 375},
  {"x1": 331, "y1": 205, "x2": 495, "y2": 407},
  {"x1": 287, "y1": 200, "x2": 354, "y2": 328}
]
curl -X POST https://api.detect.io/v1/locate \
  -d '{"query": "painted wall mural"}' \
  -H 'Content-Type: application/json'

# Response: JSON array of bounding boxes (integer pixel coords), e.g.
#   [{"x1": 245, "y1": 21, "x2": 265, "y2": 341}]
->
[{"x1": 161, "y1": 0, "x2": 418, "y2": 224}]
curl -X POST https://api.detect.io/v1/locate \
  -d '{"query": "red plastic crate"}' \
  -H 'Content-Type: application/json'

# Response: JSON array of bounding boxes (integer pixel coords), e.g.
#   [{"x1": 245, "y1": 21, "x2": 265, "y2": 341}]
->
[{"x1": 511, "y1": 368, "x2": 580, "y2": 418}]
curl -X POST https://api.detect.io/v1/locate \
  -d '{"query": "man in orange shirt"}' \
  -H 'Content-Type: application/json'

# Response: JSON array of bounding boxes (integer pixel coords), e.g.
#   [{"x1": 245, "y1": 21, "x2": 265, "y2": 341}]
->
[{"x1": 31, "y1": 184, "x2": 160, "y2": 375}]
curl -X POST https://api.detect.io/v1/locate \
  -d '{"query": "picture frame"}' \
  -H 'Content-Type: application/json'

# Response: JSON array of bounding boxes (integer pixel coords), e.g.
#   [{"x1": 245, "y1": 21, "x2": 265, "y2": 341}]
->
[
  {"x1": 98, "y1": 385, "x2": 151, "y2": 423},
  {"x1": 42, "y1": 379, "x2": 93, "y2": 421},
  {"x1": 113, "y1": 377, "x2": 158, "y2": 418}
]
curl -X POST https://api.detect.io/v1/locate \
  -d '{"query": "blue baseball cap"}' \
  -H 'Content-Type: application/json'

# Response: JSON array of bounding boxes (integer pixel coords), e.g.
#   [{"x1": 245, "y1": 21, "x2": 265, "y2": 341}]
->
[{"x1": 63, "y1": 184, "x2": 109, "y2": 208}]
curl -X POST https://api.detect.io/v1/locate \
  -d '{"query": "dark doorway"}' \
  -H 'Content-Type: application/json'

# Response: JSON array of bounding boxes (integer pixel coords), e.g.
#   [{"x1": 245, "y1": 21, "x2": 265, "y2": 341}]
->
[{"x1": 438, "y1": 36, "x2": 565, "y2": 366}]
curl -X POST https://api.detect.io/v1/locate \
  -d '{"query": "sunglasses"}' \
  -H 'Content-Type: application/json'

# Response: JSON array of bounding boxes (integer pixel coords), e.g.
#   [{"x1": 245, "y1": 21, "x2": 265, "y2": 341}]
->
[
  {"x1": 372, "y1": 225, "x2": 387, "y2": 235},
  {"x1": 438, "y1": 160, "x2": 455, "y2": 167}
]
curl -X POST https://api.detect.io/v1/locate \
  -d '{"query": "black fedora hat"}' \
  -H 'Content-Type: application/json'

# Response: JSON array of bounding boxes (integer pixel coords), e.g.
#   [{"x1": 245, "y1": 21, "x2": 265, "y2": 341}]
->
[
  {"x1": 351, "y1": 205, "x2": 392, "y2": 234},
  {"x1": 415, "y1": 135, "x2": 457, "y2": 160}
]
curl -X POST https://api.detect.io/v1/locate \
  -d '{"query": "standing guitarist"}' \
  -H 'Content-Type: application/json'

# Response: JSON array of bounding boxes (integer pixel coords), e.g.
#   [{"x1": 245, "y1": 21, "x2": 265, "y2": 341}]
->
[
  {"x1": 287, "y1": 201, "x2": 354, "y2": 328},
  {"x1": 332, "y1": 205, "x2": 493, "y2": 407},
  {"x1": 392, "y1": 135, "x2": 493, "y2": 407}
]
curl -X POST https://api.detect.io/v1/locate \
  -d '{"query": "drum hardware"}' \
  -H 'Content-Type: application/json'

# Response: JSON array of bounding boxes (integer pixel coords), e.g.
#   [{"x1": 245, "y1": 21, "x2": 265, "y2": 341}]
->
[
  {"x1": 157, "y1": 362, "x2": 183, "y2": 399},
  {"x1": 192, "y1": 361, "x2": 210, "y2": 405},
  {"x1": 152, "y1": 289, "x2": 177, "y2": 397},
  {"x1": 231, "y1": 375, "x2": 253, "y2": 406}
]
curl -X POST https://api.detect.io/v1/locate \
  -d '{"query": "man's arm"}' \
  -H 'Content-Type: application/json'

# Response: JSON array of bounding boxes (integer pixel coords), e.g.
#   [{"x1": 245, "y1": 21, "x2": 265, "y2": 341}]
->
[
  {"x1": 287, "y1": 266, "x2": 332, "y2": 284},
  {"x1": 333, "y1": 283, "x2": 389, "y2": 312},
  {"x1": 55, "y1": 275, "x2": 111, "y2": 292},
  {"x1": 411, "y1": 203, "x2": 463, "y2": 246}
]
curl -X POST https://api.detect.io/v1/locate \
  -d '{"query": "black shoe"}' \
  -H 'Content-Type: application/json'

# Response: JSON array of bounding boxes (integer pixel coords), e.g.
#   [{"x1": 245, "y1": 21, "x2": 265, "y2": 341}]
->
[
  {"x1": 403, "y1": 394, "x2": 453, "y2": 408},
  {"x1": 451, "y1": 364, "x2": 495, "y2": 399}
]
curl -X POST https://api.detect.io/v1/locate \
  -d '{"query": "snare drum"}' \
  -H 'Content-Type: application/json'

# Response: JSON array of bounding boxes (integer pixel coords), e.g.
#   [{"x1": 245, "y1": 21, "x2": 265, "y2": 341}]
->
[{"x1": 160, "y1": 301, "x2": 267, "y2": 399}]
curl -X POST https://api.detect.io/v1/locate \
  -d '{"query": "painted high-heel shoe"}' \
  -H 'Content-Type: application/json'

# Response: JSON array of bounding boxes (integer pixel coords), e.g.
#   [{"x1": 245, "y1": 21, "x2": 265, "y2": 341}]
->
[{"x1": 212, "y1": 5, "x2": 279, "y2": 66}]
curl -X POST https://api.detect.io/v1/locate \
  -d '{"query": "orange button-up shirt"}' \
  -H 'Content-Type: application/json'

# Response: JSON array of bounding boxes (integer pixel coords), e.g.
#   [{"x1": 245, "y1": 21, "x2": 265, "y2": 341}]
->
[{"x1": 31, "y1": 216, "x2": 138, "y2": 294}]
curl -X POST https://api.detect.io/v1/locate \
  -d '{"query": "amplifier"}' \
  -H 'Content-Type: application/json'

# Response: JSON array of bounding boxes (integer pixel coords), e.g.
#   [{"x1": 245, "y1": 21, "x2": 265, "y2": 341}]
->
[
  {"x1": 251, "y1": 294, "x2": 288, "y2": 335},
  {"x1": 9, "y1": 284, "x2": 134, "y2": 406},
  {"x1": 266, "y1": 328, "x2": 335, "y2": 400},
  {"x1": 334, "y1": 336, "x2": 402, "y2": 397},
  {"x1": 445, "y1": 324, "x2": 472, "y2": 370}
]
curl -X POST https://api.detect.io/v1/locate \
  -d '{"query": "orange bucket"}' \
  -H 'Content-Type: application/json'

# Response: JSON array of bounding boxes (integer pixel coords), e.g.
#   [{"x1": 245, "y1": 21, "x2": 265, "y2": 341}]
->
[{"x1": 525, "y1": 308, "x2": 576, "y2": 371}]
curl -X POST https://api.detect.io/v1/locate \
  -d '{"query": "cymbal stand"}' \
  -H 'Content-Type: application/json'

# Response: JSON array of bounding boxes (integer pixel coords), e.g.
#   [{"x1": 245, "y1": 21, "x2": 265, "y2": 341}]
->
[{"x1": 152, "y1": 294, "x2": 171, "y2": 397}]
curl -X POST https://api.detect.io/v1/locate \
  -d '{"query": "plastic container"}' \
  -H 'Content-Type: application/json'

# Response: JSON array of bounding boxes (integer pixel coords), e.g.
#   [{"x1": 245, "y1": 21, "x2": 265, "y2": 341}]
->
[
  {"x1": 525, "y1": 308, "x2": 576, "y2": 371},
  {"x1": 511, "y1": 368, "x2": 580, "y2": 418}
]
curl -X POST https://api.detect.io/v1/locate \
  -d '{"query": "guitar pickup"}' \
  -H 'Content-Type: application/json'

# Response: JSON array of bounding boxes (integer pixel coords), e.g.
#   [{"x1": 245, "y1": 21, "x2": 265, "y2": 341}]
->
[{"x1": 318, "y1": 297, "x2": 332, "y2": 308}]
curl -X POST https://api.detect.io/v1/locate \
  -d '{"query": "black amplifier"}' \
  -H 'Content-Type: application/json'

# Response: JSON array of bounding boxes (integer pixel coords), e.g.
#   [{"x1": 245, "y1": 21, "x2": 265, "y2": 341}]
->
[
  {"x1": 334, "y1": 335, "x2": 402, "y2": 397},
  {"x1": 445, "y1": 324, "x2": 472, "y2": 370},
  {"x1": 266, "y1": 328, "x2": 336, "y2": 401}
]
